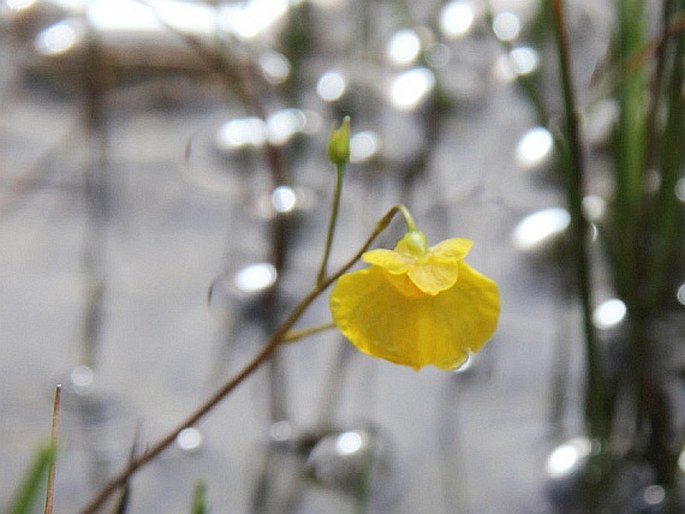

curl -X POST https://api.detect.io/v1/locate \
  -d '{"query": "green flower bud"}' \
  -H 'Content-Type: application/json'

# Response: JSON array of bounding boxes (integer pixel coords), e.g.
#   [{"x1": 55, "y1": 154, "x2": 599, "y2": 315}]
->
[
  {"x1": 397, "y1": 230, "x2": 428, "y2": 257},
  {"x1": 327, "y1": 116, "x2": 351, "y2": 165}
]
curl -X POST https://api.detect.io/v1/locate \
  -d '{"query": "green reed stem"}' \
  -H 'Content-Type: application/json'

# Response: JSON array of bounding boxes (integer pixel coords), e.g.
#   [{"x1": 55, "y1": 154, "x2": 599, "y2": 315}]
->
[
  {"x1": 614, "y1": 0, "x2": 646, "y2": 303},
  {"x1": 551, "y1": 0, "x2": 607, "y2": 440},
  {"x1": 649, "y1": 0, "x2": 685, "y2": 309}
]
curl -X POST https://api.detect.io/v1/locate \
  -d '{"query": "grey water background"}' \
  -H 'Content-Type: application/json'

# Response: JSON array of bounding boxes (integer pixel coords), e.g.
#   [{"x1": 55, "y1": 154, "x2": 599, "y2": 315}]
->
[{"x1": 0, "y1": 1, "x2": 617, "y2": 511}]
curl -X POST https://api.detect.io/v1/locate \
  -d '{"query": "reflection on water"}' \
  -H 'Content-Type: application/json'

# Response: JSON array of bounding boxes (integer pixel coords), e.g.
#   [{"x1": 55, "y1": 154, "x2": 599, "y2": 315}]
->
[
  {"x1": 34, "y1": 18, "x2": 81, "y2": 55},
  {"x1": 176, "y1": 427, "x2": 203, "y2": 452},
  {"x1": 387, "y1": 28, "x2": 421, "y2": 67},
  {"x1": 70, "y1": 364, "x2": 95, "y2": 395},
  {"x1": 218, "y1": 0, "x2": 289, "y2": 40},
  {"x1": 509, "y1": 46, "x2": 539, "y2": 76},
  {"x1": 271, "y1": 185, "x2": 297, "y2": 214},
  {"x1": 515, "y1": 126, "x2": 553, "y2": 171},
  {"x1": 592, "y1": 298, "x2": 626, "y2": 330},
  {"x1": 545, "y1": 437, "x2": 592, "y2": 479},
  {"x1": 216, "y1": 117, "x2": 267, "y2": 150},
  {"x1": 335, "y1": 430, "x2": 364, "y2": 455},
  {"x1": 389, "y1": 67, "x2": 435, "y2": 111},
  {"x1": 258, "y1": 50, "x2": 290, "y2": 84},
  {"x1": 642, "y1": 485, "x2": 666, "y2": 507},
  {"x1": 350, "y1": 130, "x2": 380, "y2": 163},
  {"x1": 512, "y1": 208, "x2": 570, "y2": 253},
  {"x1": 439, "y1": 0, "x2": 477, "y2": 40},
  {"x1": 215, "y1": 109, "x2": 318, "y2": 152},
  {"x1": 492, "y1": 11, "x2": 520, "y2": 42},
  {"x1": 676, "y1": 283, "x2": 685, "y2": 306},
  {"x1": 317, "y1": 71, "x2": 346, "y2": 102},
  {"x1": 233, "y1": 262, "x2": 278, "y2": 295}
]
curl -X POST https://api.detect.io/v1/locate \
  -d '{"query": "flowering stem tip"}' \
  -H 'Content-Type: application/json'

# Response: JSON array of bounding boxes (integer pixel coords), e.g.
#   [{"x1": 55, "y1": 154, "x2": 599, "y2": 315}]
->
[{"x1": 327, "y1": 116, "x2": 351, "y2": 165}]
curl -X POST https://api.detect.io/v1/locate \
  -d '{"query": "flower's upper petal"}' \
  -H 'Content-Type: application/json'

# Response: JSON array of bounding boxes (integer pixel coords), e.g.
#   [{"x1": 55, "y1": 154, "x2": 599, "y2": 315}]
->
[
  {"x1": 362, "y1": 248, "x2": 413, "y2": 274},
  {"x1": 429, "y1": 238, "x2": 473, "y2": 259},
  {"x1": 408, "y1": 255, "x2": 459, "y2": 295}
]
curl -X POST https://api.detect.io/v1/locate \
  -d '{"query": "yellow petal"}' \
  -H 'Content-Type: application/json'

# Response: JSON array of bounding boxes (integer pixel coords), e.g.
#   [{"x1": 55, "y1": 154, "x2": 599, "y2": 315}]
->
[
  {"x1": 362, "y1": 248, "x2": 413, "y2": 274},
  {"x1": 408, "y1": 254, "x2": 459, "y2": 295},
  {"x1": 429, "y1": 238, "x2": 473, "y2": 259},
  {"x1": 427, "y1": 261, "x2": 500, "y2": 357},
  {"x1": 329, "y1": 261, "x2": 500, "y2": 370}
]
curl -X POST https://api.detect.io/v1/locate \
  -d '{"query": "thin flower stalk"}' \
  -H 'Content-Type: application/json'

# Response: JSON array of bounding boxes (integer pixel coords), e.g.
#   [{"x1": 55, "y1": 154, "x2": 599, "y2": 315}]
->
[{"x1": 79, "y1": 205, "x2": 407, "y2": 513}]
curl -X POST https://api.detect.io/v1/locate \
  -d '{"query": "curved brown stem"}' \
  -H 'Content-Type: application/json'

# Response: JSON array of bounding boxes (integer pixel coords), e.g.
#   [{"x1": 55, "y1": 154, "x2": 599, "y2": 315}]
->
[{"x1": 79, "y1": 206, "x2": 404, "y2": 513}]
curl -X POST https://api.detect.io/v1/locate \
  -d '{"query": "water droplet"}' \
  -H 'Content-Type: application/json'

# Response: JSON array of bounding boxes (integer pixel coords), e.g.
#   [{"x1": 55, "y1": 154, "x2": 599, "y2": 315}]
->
[
  {"x1": 70, "y1": 365, "x2": 95, "y2": 395},
  {"x1": 258, "y1": 51, "x2": 290, "y2": 84},
  {"x1": 317, "y1": 71, "x2": 346, "y2": 102},
  {"x1": 306, "y1": 427, "x2": 398, "y2": 505},
  {"x1": 492, "y1": 11, "x2": 520, "y2": 42},
  {"x1": 350, "y1": 131, "x2": 380, "y2": 163},
  {"x1": 387, "y1": 28, "x2": 421, "y2": 66},
  {"x1": 6, "y1": 0, "x2": 34, "y2": 11},
  {"x1": 509, "y1": 46, "x2": 539, "y2": 75},
  {"x1": 271, "y1": 185, "x2": 297, "y2": 213},
  {"x1": 677, "y1": 283, "x2": 685, "y2": 306},
  {"x1": 440, "y1": 0, "x2": 476, "y2": 39},
  {"x1": 336, "y1": 430, "x2": 365, "y2": 455},
  {"x1": 254, "y1": 185, "x2": 316, "y2": 220},
  {"x1": 451, "y1": 353, "x2": 475, "y2": 374},
  {"x1": 515, "y1": 126, "x2": 553, "y2": 170},
  {"x1": 643, "y1": 485, "x2": 666, "y2": 506},
  {"x1": 219, "y1": 0, "x2": 289, "y2": 40},
  {"x1": 266, "y1": 108, "x2": 307, "y2": 146},
  {"x1": 582, "y1": 195, "x2": 606, "y2": 223},
  {"x1": 388, "y1": 67, "x2": 435, "y2": 111},
  {"x1": 546, "y1": 437, "x2": 592, "y2": 478},
  {"x1": 675, "y1": 177, "x2": 685, "y2": 202},
  {"x1": 176, "y1": 427, "x2": 203, "y2": 452},
  {"x1": 233, "y1": 262, "x2": 278, "y2": 295},
  {"x1": 215, "y1": 117, "x2": 267, "y2": 151},
  {"x1": 512, "y1": 208, "x2": 570, "y2": 253},
  {"x1": 592, "y1": 298, "x2": 626, "y2": 329},
  {"x1": 34, "y1": 19, "x2": 81, "y2": 55}
]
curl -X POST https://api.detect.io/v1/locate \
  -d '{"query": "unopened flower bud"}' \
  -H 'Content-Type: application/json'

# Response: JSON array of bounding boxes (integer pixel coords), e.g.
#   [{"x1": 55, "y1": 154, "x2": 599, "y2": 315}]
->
[{"x1": 327, "y1": 116, "x2": 350, "y2": 165}]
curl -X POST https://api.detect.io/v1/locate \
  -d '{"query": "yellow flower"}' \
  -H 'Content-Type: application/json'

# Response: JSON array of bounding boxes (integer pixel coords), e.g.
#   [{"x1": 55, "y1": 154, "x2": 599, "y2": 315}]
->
[{"x1": 329, "y1": 231, "x2": 500, "y2": 370}]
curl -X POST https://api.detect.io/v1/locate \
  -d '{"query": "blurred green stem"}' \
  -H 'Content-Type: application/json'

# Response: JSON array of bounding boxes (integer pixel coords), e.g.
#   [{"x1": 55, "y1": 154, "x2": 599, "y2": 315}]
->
[
  {"x1": 317, "y1": 162, "x2": 346, "y2": 285},
  {"x1": 614, "y1": 0, "x2": 646, "y2": 303},
  {"x1": 649, "y1": 0, "x2": 685, "y2": 308},
  {"x1": 551, "y1": 0, "x2": 607, "y2": 440}
]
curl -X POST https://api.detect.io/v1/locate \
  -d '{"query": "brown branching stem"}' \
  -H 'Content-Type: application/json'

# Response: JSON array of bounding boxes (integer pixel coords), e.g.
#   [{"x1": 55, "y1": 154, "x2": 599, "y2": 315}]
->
[{"x1": 79, "y1": 206, "x2": 405, "y2": 513}]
